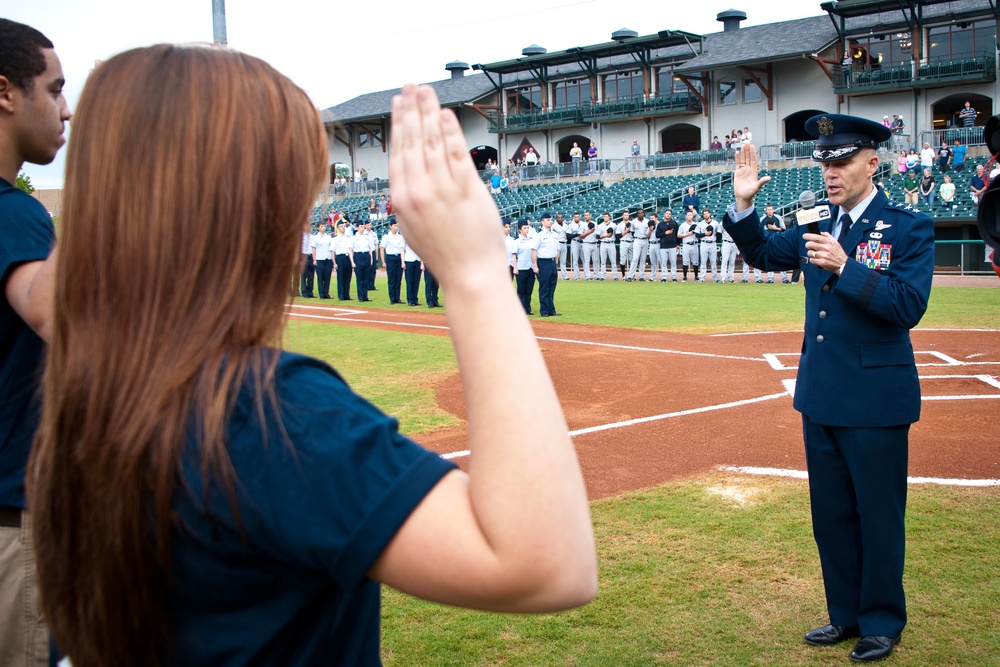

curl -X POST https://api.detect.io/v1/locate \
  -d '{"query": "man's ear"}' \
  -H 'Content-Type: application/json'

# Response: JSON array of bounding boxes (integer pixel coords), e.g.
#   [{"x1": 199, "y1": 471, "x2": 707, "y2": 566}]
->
[{"x1": 0, "y1": 76, "x2": 17, "y2": 113}]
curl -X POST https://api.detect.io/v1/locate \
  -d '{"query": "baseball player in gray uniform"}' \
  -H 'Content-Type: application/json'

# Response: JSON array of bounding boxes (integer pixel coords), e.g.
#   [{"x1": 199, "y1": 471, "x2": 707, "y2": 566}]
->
[
  {"x1": 597, "y1": 212, "x2": 618, "y2": 280},
  {"x1": 579, "y1": 211, "x2": 599, "y2": 280},
  {"x1": 617, "y1": 211, "x2": 633, "y2": 278},
  {"x1": 677, "y1": 210, "x2": 700, "y2": 282},
  {"x1": 554, "y1": 213, "x2": 569, "y2": 279},
  {"x1": 626, "y1": 209, "x2": 649, "y2": 281},
  {"x1": 696, "y1": 208, "x2": 720, "y2": 283},
  {"x1": 568, "y1": 212, "x2": 583, "y2": 279},
  {"x1": 719, "y1": 216, "x2": 738, "y2": 283}
]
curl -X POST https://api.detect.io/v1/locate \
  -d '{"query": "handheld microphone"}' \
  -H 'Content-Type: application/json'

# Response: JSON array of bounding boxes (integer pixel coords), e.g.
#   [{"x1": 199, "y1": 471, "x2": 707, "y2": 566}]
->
[{"x1": 795, "y1": 190, "x2": 831, "y2": 235}]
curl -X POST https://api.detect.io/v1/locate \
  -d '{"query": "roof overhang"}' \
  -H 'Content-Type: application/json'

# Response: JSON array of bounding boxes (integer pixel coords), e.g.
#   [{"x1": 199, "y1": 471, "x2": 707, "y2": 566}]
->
[{"x1": 472, "y1": 30, "x2": 703, "y2": 77}]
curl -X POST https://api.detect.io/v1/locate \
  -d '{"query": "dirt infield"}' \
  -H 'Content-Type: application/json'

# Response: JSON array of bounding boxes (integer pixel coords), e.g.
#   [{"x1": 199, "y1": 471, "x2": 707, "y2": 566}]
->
[{"x1": 288, "y1": 302, "x2": 1000, "y2": 499}]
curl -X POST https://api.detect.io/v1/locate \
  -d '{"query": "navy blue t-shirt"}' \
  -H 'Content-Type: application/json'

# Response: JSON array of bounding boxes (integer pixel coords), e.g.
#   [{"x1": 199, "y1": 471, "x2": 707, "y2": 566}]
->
[
  {"x1": 169, "y1": 352, "x2": 456, "y2": 666},
  {"x1": 0, "y1": 177, "x2": 54, "y2": 508}
]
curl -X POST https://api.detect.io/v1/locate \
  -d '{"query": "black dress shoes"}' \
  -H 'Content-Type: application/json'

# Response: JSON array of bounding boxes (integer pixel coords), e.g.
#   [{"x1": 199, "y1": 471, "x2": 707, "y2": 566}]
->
[
  {"x1": 850, "y1": 636, "x2": 899, "y2": 663},
  {"x1": 804, "y1": 625, "x2": 861, "y2": 646}
]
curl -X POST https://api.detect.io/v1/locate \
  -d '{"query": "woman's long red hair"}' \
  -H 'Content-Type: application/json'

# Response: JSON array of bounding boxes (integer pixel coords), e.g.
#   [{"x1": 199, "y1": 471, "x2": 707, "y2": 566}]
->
[{"x1": 27, "y1": 45, "x2": 327, "y2": 666}]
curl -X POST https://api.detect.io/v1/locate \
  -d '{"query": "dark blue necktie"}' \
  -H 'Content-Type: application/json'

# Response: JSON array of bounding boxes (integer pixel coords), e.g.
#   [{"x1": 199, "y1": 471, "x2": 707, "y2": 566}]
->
[{"x1": 836, "y1": 213, "x2": 853, "y2": 251}]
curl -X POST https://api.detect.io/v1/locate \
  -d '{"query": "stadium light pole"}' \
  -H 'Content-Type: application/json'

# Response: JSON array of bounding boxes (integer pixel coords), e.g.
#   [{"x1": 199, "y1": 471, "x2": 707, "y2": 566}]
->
[{"x1": 212, "y1": 0, "x2": 227, "y2": 46}]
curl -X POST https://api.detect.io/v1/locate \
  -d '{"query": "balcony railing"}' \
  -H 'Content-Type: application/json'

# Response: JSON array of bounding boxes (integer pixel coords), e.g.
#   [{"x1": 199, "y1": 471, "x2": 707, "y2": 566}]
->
[
  {"x1": 833, "y1": 50, "x2": 996, "y2": 94},
  {"x1": 494, "y1": 93, "x2": 703, "y2": 132},
  {"x1": 494, "y1": 105, "x2": 589, "y2": 133}
]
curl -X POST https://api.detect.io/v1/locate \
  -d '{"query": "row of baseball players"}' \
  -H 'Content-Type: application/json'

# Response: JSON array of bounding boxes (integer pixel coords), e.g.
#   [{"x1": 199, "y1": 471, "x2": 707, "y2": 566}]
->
[{"x1": 507, "y1": 206, "x2": 797, "y2": 284}]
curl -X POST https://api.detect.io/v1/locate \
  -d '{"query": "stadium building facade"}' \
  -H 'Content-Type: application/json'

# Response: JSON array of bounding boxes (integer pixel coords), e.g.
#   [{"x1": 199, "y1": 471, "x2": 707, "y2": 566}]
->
[{"x1": 322, "y1": 1, "x2": 998, "y2": 180}]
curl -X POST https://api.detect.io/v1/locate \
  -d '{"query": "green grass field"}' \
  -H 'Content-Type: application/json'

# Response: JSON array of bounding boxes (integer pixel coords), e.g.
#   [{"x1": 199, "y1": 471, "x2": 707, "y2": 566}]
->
[{"x1": 286, "y1": 281, "x2": 999, "y2": 665}]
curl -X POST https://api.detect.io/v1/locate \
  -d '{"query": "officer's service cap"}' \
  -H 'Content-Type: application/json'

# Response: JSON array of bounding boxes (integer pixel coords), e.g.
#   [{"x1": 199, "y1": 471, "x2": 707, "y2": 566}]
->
[
  {"x1": 805, "y1": 114, "x2": 891, "y2": 162},
  {"x1": 501, "y1": 216, "x2": 511, "y2": 224},
  {"x1": 540, "y1": 212, "x2": 552, "y2": 219}
]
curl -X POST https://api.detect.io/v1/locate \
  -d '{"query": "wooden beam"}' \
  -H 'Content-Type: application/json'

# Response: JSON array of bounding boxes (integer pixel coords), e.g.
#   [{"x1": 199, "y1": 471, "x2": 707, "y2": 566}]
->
[
  {"x1": 739, "y1": 64, "x2": 773, "y2": 111},
  {"x1": 677, "y1": 74, "x2": 708, "y2": 116},
  {"x1": 809, "y1": 55, "x2": 835, "y2": 83}
]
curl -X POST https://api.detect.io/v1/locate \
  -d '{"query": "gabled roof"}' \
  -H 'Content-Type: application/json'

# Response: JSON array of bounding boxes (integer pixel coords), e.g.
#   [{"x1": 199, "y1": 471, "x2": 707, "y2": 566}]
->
[
  {"x1": 321, "y1": 73, "x2": 495, "y2": 125},
  {"x1": 674, "y1": 16, "x2": 839, "y2": 72}
]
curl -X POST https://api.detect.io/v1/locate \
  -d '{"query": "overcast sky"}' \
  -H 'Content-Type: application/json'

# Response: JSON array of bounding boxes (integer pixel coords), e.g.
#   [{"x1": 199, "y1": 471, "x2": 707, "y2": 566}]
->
[{"x1": 10, "y1": 0, "x2": 822, "y2": 188}]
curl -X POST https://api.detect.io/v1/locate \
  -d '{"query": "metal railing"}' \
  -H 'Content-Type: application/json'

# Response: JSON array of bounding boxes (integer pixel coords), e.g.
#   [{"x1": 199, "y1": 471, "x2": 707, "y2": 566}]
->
[
  {"x1": 832, "y1": 50, "x2": 996, "y2": 93},
  {"x1": 918, "y1": 126, "x2": 986, "y2": 150}
]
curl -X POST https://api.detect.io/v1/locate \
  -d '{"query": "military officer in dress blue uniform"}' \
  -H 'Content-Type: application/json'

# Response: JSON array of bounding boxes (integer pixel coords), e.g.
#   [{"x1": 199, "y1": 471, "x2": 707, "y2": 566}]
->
[
  {"x1": 536, "y1": 212, "x2": 561, "y2": 317},
  {"x1": 722, "y1": 114, "x2": 934, "y2": 664}
]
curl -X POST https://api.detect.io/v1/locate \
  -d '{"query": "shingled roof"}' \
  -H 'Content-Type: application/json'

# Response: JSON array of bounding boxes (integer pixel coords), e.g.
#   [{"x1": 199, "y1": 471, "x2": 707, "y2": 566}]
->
[
  {"x1": 320, "y1": 74, "x2": 495, "y2": 125},
  {"x1": 674, "y1": 16, "x2": 839, "y2": 72}
]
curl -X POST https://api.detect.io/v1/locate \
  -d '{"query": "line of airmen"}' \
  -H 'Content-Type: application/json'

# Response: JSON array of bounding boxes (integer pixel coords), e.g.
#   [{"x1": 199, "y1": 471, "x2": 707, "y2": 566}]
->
[{"x1": 300, "y1": 218, "x2": 441, "y2": 307}]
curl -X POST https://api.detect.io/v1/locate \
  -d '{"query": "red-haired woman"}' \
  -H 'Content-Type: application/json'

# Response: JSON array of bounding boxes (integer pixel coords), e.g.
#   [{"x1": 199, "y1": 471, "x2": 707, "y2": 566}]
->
[{"x1": 29, "y1": 46, "x2": 595, "y2": 667}]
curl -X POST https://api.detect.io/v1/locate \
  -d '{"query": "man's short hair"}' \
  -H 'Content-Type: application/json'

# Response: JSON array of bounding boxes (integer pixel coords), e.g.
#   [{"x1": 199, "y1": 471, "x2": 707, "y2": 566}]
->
[{"x1": 0, "y1": 19, "x2": 54, "y2": 92}]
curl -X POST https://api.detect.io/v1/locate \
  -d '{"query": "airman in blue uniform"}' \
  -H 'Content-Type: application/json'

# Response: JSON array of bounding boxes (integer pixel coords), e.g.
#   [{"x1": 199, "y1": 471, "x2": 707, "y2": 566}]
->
[{"x1": 723, "y1": 114, "x2": 934, "y2": 664}]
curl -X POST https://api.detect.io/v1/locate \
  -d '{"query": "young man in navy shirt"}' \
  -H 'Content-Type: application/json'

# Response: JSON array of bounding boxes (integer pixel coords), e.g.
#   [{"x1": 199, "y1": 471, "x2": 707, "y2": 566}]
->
[{"x1": 0, "y1": 18, "x2": 72, "y2": 665}]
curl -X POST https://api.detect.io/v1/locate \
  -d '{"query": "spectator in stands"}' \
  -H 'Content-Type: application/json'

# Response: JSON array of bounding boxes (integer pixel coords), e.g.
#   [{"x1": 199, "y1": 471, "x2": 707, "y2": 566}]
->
[
  {"x1": 682, "y1": 186, "x2": 700, "y2": 215},
  {"x1": 385, "y1": 197, "x2": 393, "y2": 217},
  {"x1": 743, "y1": 127, "x2": 752, "y2": 144},
  {"x1": 890, "y1": 114, "x2": 906, "y2": 151},
  {"x1": 882, "y1": 115, "x2": 891, "y2": 130},
  {"x1": 710, "y1": 136, "x2": 723, "y2": 149},
  {"x1": 586, "y1": 141, "x2": 598, "y2": 174},
  {"x1": 920, "y1": 142, "x2": 934, "y2": 170},
  {"x1": 919, "y1": 168, "x2": 936, "y2": 208},
  {"x1": 897, "y1": 151, "x2": 908, "y2": 177},
  {"x1": 378, "y1": 195, "x2": 388, "y2": 219},
  {"x1": 630, "y1": 139, "x2": 641, "y2": 171},
  {"x1": 905, "y1": 149, "x2": 920, "y2": 172},
  {"x1": 841, "y1": 49, "x2": 852, "y2": 86},
  {"x1": 30, "y1": 60, "x2": 596, "y2": 666},
  {"x1": 959, "y1": 100, "x2": 976, "y2": 130},
  {"x1": 990, "y1": 162, "x2": 1000, "y2": 183},
  {"x1": 952, "y1": 138, "x2": 967, "y2": 171},
  {"x1": 724, "y1": 135, "x2": 732, "y2": 149},
  {"x1": 569, "y1": 142, "x2": 583, "y2": 175},
  {"x1": 903, "y1": 169, "x2": 920, "y2": 206},
  {"x1": 937, "y1": 140, "x2": 952, "y2": 172},
  {"x1": 490, "y1": 171, "x2": 501, "y2": 194},
  {"x1": 939, "y1": 174, "x2": 956, "y2": 210}
]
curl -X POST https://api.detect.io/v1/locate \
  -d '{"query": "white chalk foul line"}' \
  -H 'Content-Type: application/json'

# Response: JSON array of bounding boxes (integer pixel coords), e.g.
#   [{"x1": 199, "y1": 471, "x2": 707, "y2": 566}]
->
[
  {"x1": 288, "y1": 312, "x2": 451, "y2": 331},
  {"x1": 288, "y1": 309, "x2": 766, "y2": 362},
  {"x1": 534, "y1": 336, "x2": 764, "y2": 362},
  {"x1": 439, "y1": 392, "x2": 789, "y2": 460},
  {"x1": 719, "y1": 466, "x2": 1000, "y2": 487}
]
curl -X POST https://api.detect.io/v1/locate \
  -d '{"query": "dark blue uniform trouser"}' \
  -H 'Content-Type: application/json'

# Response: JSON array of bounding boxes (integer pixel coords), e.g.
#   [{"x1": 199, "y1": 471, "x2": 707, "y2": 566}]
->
[
  {"x1": 424, "y1": 267, "x2": 440, "y2": 307},
  {"x1": 353, "y1": 252, "x2": 371, "y2": 301},
  {"x1": 405, "y1": 260, "x2": 422, "y2": 304},
  {"x1": 385, "y1": 255, "x2": 403, "y2": 302},
  {"x1": 803, "y1": 416, "x2": 909, "y2": 638},
  {"x1": 537, "y1": 257, "x2": 557, "y2": 315},
  {"x1": 514, "y1": 268, "x2": 535, "y2": 314},
  {"x1": 315, "y1": 258, "x2": 333, "y2": 298},
  {"x1": 300, "y1": 253, "x2": 314, "y2": 297},
  {"x1": 368, "y1": 253, "x2": 377, "y2": 290},
  {"x1": 335, "y1": 254, "x2": 352, "y2": 300}
]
